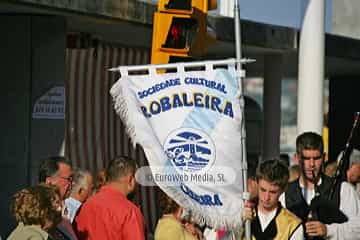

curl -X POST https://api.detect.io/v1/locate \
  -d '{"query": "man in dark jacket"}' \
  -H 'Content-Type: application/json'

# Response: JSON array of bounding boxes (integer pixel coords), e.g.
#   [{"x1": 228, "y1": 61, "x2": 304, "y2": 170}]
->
[{"x1": 281, "y1": 132, "x2": 360, "y2": 240}]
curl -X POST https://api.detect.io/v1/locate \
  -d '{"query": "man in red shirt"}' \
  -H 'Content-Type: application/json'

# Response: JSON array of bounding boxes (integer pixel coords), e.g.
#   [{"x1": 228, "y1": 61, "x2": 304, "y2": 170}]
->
[{"x1": 74, "y1": 156, "x2": 144, "y2": 240}]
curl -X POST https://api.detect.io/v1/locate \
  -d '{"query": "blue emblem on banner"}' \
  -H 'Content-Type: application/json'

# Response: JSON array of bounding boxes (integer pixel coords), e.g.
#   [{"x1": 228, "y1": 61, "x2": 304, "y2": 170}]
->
[{"x1": 164, "y1": 128, "x2": 215, "y2": 172}]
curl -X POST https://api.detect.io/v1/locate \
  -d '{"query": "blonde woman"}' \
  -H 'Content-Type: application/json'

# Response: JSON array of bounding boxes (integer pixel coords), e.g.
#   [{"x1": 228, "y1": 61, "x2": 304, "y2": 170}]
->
[
  {"x1": 155, "y1": 191, "x2": 201, "y2": 240},
  {"x1": 7, "y1": 184, "x2": 62, "y2": 240}
]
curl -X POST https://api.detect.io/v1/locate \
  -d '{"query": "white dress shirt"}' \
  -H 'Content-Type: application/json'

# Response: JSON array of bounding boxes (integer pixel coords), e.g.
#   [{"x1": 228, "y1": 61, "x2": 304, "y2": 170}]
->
[{"x1": 64, "y1": 197, "x2": 82, "y2": 223}]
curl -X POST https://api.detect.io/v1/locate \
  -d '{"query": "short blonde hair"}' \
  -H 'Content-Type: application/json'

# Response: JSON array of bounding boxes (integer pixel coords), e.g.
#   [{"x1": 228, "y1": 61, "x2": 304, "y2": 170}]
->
[{"x1": 11, "y1": 184, "x2": 62, "y2": 229}]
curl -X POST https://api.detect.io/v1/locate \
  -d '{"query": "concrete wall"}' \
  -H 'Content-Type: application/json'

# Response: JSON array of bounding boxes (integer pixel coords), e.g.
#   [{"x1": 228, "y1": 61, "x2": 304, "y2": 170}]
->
[
  {"x1": 0, "y1": 15, "x2": 66, "y2": 237},
  {"x1": 8, "y1": 0, "x2": 155, "y2": 24},
  {"x1": 332, "y1": 0, "x2": 360, "y2": 39},
  {"x1": 0, "y1": 16, "x2": 31, "y2": 237},
  {"x1": 29, "y1": 16, "x2": 66, "y2": 185}
]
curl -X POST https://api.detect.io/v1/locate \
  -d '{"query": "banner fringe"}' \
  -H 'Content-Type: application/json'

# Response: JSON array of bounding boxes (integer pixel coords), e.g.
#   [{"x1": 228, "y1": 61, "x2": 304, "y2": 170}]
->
[
  {"x1": 110, "y1": 78, "x2": 137, "y2": 147},
  {"x1": 159, "y1": 184, "x2": 244, "y2": 231}
]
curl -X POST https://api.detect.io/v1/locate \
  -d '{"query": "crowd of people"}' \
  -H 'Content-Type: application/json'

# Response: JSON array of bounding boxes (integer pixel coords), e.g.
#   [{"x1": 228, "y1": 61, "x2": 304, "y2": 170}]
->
[{"x1": 4, "y1": 131, "x2": 360, "y2": 239}]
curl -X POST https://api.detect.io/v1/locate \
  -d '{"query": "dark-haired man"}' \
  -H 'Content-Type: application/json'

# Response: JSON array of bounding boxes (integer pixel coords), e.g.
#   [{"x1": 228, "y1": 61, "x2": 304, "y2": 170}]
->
[
  {"x1": 281, "y1": 132, "x2": 360, "y2": 240},
  {"x1": 39, "y1": 156, "x2": 78, "y2": 240},
  {"x1": 209, "y1": 160, "x2": 303, "y2": 240},
  {"x1": 248, "y1": 159, "x2": 303, "y2": 240},
  {"x1": 74, "y1": 156, "x2": 144, "y2": 240},
  {"x1": 39, "y1": 156, "x2": 73, "y2": 200}
]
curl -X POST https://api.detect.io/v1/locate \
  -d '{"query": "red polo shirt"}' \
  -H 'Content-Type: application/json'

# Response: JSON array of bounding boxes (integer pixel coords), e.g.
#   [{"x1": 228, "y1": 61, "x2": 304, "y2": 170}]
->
[{"x1": 74, "y1": 185, "x2": 144, "y2": 240}]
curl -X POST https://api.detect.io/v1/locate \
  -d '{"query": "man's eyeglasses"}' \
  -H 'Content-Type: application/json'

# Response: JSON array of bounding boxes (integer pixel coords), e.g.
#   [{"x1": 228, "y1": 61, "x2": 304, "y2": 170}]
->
[
  {"x1": 301, "y1": 155, "x2": 323, "y2": 161},
  {"x1": 56, "y1": 175, "x2": 73, "y2": 182}
]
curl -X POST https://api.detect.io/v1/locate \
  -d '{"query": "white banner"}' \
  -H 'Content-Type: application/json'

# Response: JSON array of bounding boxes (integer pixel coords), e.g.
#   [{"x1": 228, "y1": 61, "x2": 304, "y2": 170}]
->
[{"x1": 110, "y1": 59, "x2": 245, "y2": 230}]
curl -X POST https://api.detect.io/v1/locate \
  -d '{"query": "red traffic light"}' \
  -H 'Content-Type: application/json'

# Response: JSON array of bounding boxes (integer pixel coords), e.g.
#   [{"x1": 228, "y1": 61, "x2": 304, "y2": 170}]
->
[{"x1": 162, "y1": 18, "x2": 197, "y2": 49}]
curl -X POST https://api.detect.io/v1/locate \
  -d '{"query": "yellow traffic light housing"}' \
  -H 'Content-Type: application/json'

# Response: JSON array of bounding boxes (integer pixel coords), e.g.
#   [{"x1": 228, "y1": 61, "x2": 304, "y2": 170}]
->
[
  {"x1": 151, "y1": 0, "x2": 217, "y2": 64},
  {"x1": 157, "y1": 0, "x2": 217, "y2": 12},
  {"x1": 158, "y1": 0, "x2": 192, "y2": 11}
]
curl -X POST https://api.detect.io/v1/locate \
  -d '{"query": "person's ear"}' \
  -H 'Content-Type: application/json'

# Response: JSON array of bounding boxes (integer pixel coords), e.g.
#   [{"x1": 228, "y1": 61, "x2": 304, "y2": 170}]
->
[
  {"x1": 176, "y1": 207, "x2": 183, "y2": 221},
  {"x1": 45, "y1": 177, "x2": 53, "y2": 185},
  {"x1": 294, "y1": 153, "x2": 300, "y2": 165},
  {"x1": 250, "y1": 179, "x2": 257, "y2": 188},
  {"x1": 78, "y1": 187, "x2": 84, "y2": 196},
  {"x1": 126, "y1": 174, "x2": 135, "y2": 187},
  {"x1": 128, "y1": 174, "x2": 133, "y2": 183}
]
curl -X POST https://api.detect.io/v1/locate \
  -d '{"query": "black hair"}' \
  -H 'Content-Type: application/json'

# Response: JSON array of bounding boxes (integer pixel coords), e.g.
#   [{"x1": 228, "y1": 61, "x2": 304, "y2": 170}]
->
[
  {"x1": 296, "y1": 132, "x2": 324, "y2": 155},
  {"x1": 38, "y1": 156, "x2": 72, "y2": 182},
  {"x1": 106, "y1": 156, "x2": 137, "y2": 182}
]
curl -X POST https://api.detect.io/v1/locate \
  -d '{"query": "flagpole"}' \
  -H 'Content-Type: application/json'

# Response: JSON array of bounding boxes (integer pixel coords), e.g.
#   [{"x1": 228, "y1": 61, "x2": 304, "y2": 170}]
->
[{"x1": 234, "y1": 0, "x2": 250, "y2": 239}]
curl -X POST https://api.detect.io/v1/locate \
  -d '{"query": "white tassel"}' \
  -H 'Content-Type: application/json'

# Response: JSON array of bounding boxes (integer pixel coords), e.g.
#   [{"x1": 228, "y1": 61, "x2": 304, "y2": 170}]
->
[
  {"x1": 110, "y1": 78, "x2": 137, "y2": 146},
  {"x1": 156, "y1": 184, "x2": 244, "y2": 231}
]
